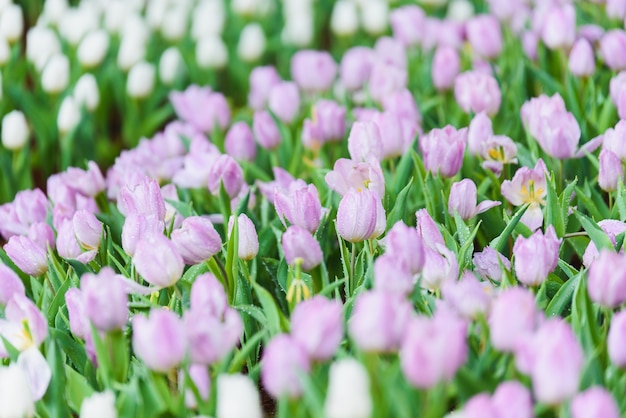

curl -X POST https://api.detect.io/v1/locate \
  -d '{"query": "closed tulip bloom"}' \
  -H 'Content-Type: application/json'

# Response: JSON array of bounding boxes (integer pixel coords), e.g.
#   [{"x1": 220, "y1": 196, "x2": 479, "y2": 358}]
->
[
  {"x1": 522, "y1": 30, "x2": 538, "y2": 61},
  {"x1": 180, "y1": 363, "x2": 210, "y2": 409},
  {"x1": 601, "y1": 120, "x2": 626, "y2": 160},
  {"x1": 463, "y1": 394, "x2": 498, "y2": 418},
  {"x1": 291, "y1": 296, "x2": 343, "y2": 360},
  {"x1": 189, "y1": 273, "x2": 228, "y2": 318},
  {"x1": 57, "y1": 96, "x2": 81, "y2": 134},
  {"x1": 65, "y1": 288, "x2": 88, "y2": 338},
  {"x1": 420, "y1": 125, "x2": 467, "y2": 178},
  {"x1": 442, "y1": 272, "x2": 493, "y2": 319},
  {"x1": 159, "y1": 47, "x2": 184, "y2": 86},
  {"x1": 127, "y1": 61, "x2": 155, "y2": 99},
  {"x1": 74, "y1": 73, "x2": 100, "y2": 111},
  {"x1": 454, "y1": 71, "x2": 501, "y2": 115},
  {"x1": 389, "y1": 5, "x2": 425, "y2": 47},
  {"x1": 513, "y1": 226, "x2": 561, "y2": 286},
  {"x1": 118, "y1": 177, "x2": 166, "y2": 220},
  {"x1": 340, "y1": 47, "x2": 374, "y2": 91},
  {"x1": 607, "y1": 0, "x2": 626, "y2": 20},
  {"x1": 2, "y1": 110, "x2": 29, "y2": 150},
  {"x1": 347, "y1": 121, "x2": 383, "y2": 162},
  {"x1": 501, "y1": 159, "x2": 548, "y2": 231},
  {"x1": 582, "y1": 220, "x2": 626, "y2": 268},
  {"x1": 81, "y1": 268, "x2": 128, "y2": 332},
  {"x1": 237, "y1": 23, "x2": 266, "y2": 62},
  {"x1": 225, "y1": 122, "x2": 256, "y2": 162},
  {"x1": 368, "y1": 62, "x2": 408, "y2": 104},
  {"x1": 248, "y1": 66, "x2": 281, "y2": 110},
  {"x1": 337, "y1": 188, "x2": 385, "y2": 243},
  {"x1": 569, "y1": 38, "x2": 595, "y2": 77},
  {"x1": 80, "y1": 390, "x2": 117, "y2": 418},
  {"x1": 610, "y1": 72, "x2": 626, "y2": 120},
  {"x1": 466, "y1": 15, "x2": 502, "y2": 58},
  {"x1": 4, "y1": 235, "x2": 48, "y2": 276},
  {"x1": 281, "y1": 225, "x2": 323, "y2": 271},
  {"x1": 184, "y1": 308, "x2": 243, "y2": 365},
  {"x1": 601, "y1": 30, "x2": 626, "y2": 71},
  {"x1": 274, "y1": 183, "x2": 322, "y2": 233},
  {"x1": 314, "y1": 99, "x2": 346, "y2": 141},
  {"x1": 587, "y1": 250, "x2": 626, "y2": 308},
  {"x1": 291, "y1": 50, "x2": 337, "y2": 93},
  {"x1": 489, "y1": 286, "x2": 540, "y2": 352},
  {"x1": 372, "y1": 111, "x2": 417, "y2": 159},
  {"x1": 415, "y1": 209, "x2": 445, "y2": 248},
  {"x1": 448, "y1": 179, "x2": 500, "y2": 220},
  {"x1": 492, "y1": 381, "x2": 533, "y2": 418},
  {"x1": 535, "y1": 111, "x2": 581, "y2": 159},
  {"x1": 0, "y1": 264, "x2": 25, "y2": 305},
  {"x1": 385, "y1": 221, "x2": 425, "y2": 275},
  {"x1": 133, "y1": 235, "x2": 184, "y2": 287},
  {"x1": 432, "y1": 46, "x2": 460, "y2": 91},
  {"x1": 77, "y1": 30, "x2": 110, "y2": 68},
  {"x1": 207, "y1": 155, "x2": 244, "y2": 199},
  {"x1": 541, "y1": 4, "x2": 576, "y2": 50},
  {"x1": 253, "y1": 110, "x2": 281, "y2": 149},
  {"x1": 348, "y1": 290, "x2": 412, "y2": 352},
  {"x1": 41, "y1": 53, "x2": 70, "y2": 94},
  {"x1": 170, "y1": 86, "x2": 230, "y2": 133},
  {"x1": 528, "y1": 319, "x2": 583, "y2": 405},
  {"x1": 73, "y1": 210, "x2": 102, "y2": 251},
  {"x1": 268, "y1": 82, "x2": 300, "y2": 124},
  {"x1": 121, "y1": 214, "x2": 164, "y2": 257},
  {"x1": 228, "y1": 214, "x2": 259, "y2": 261},
  {"x1": 571, "y1": 387, "x2": 619, "y2": 418},
  {"x1": 421, "y1": 245, "x2": 459, "y2": 291},
  {"x1": 330, "y1": 1, "x2": 358, "y2": 36},
  {"x1": 599, "y1": 149, "x2": 623, "y2": 192},
  {"x1": 216, "y1": 374, "x2": 262, "y2": 418},
  {"x1": 382, "y1": 89, "x2": 422, "y2": 123},
  {"x1": 374, "y1": 254, "x2": 414, "y2": 295},
  {"x1": 473, "y1": 247, "x2": 511, "y2": 282},
  {"x1": 324, "y1": 358, "x2": 373, "y2": 418},
  {"x1": 261, "y1": 334, "x2": 310, "y2": 399},
  {"x1": 196, "y1": 35, "x2": 228, "y2": 69},
  {"x1": 171, "y1": 216, "x2": 222, "y2": 265},
  {"x1": 400, "y1": 311, "x2": 467, "y2": 388},
  {"x1": 132, "y1": 309, "x2": 187, "y2": 372},
  {"x1": 608, "y1": 310, "x2": 626, "y2": 367}
]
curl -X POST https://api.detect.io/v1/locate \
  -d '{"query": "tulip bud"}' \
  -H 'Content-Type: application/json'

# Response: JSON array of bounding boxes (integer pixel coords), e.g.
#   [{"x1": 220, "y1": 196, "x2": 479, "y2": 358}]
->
[
  {"x1": 281, "y1": 12, "x2": 314, "y2": 47},
  {"x1": 291, "y1": 50, "x2": 337, "y2": 93},
  {"x1": 82, "y1": 268, "x2": 128, "y2": 332},
  {"x1": 473, "y1": 247, "x2": 511, "y2": 282},
  {"x1": 73, "y1": 210, "x2": 102, "y2": 251},
  {"x1": 608, "y1": 310, "x2": 626, "y2": 367},
  {"x1": 492, "y1": 381, "x2": 533, "y2": 418},
  {"x1": 225, "y1": 121, "x2": 257, "y2": 162},
  {"x1": 368, "y1": 62, "x2": 408, "y2": 104},
  {"x1": 0, "y1": 364, "x2": 35, "y2": 418},
  {"x1": 159, "y1": 47, "x2": 184, "y2": 86},
  {"x1": 569, "y1": 38, "x2": 595, "y2": 77},
  {"x1": 207, "y1": 155, "x2": 244, "y2": 199},
  {"x1": 432, "y1": 46, "x2": 460, "y2": 91},
  {"x1": 80, "y1": 390, "x2": 117, "y2": 418},
  {"x1": 331, "y1": 1, "x2": 358, "y2": 36},
  {"x1": 127, "y1": 61, "x2": 155, "y2": 99},
  {"x1": 253, "y1": 110, "x2": 281, "y2": 149},
  {"x1": 541, "y1": 4, "x2": 576, "y2": 50},
  {"x1": 237, "y1": 23, "x2": 266, "y2": 62},
  {"x1": 454, "y1": 71, "x2": 501, "y2": 115},
  {"x1": 336, "y1": 188, "x2": 386, "y2": 243},
  {"x1": 228, "y1": 214, "x2": 259, "y2": 261},
  {"x1": 118, "y1": 177, "x2": 166, "y2": 220},
  {"x1": 467, "y1": 112, "x2": 493, "y2": 156},
  {"x1": 183, "y1": 307, "x2": 243, "y2": 365},
  {"x1": 347, "y1": 121, "x2": 383, "y2": 162},
  {"x1": 463, "y1": 394, "x2": 498, "y2": 418},
  {"x1": 513, "y1": 226, "x2": 561, "y2": 286},
  {"x1": 133, "y1": 235, "x2": 184, "y2": 287},
  {"x1": 447, "y1": 0, "x2": 474, "y2": 22},
  {"x1": 4, "y1": 235, "x2": 48, "y2": 276},
  {"x1": 587, "y1": 250, "x2": 626, "y2": 308},
  {"x1": 361, "y1": 0, "x2": 388, "y2": 35},
  {"x1": 0, "y1": 4, "x2": 23, "y2": 43},
  {"x1": 170, "y1": 86, "x2": 230, "y2": 134},
  {"x1": 132, "y1": 309, "x2": 187, "y2": 372},
  {"x1": 448, "y1": 179, "x2": 500, "y2": 220},
  {"x1": 191, "y1": 0, "x2": 226, "y2": 40},
  {"x1": 281, "y1": 225, "x2": 323, "y2": 271},
  {"x1": 385, "y1": 221, "x2": 425, "y2": 275},
  {"x1": 488, "y1": 287, "x2": 540, "y2": 352},
  {"x1": 196, "y1": 35, "x2": 228, "y2": 69},
  {"x1": 181, "y1": 364, "x2": 210, "y2": 410},
  {"x1": 340, "y1": 47, "x2": 374, "y2": 91},
  {"x1": 466, "y1": 15, "x2": 502, "y2": 59},
  {"x1": 57, "y1": 96, "x2": 81, "y2": 134},
  {"x1": 600, "y1": 30, "x2": 626, "y2": 71},
  {"x1": 42, "y1": 54, "x2": 70, "y2": 94},
  {"x1": 1, "y1": 110, "x2": 29, "y2": 150},
  {"x1": 77, "y1": 30, "x2": 110, "y2": 68},
  {"x1": 121, "y1": 214, "x2": 164, "y2": 257},
  {"x1": 274, "y1": 183, "x2": 322, "y2": 233},
  {"x1": 117, "y1": 35, "x2": 146, "y2": 71},
  {"x1": 216, "y1": 374, "x2": 263, "y2": 418},
  {"x1": 291, "y1": 296, "x2": 343, "y2": 360},
  {"x1": 248, "y1": 66, "x2": 281, "y2": 110},
  {"x1": 26, "y1": 27, "x2": 61, "y2": 71},
  {"x1": 261, "y1": 334, "x2": 310, "y2": 399},
  {"x1": 171, "y1": 216, "x2": 222, "y2": 265},
  {"x1": 420, "y1": 126, "x2": 467, "y2": 178},
  {"x1": 268, "y1": 82, "x2": 300, "y2": 124},
  {"x1": 374, "y1": 254, "x2": 414, "y2": 295},
  {"x1": 74, "y1": 73, "x2": 100, "y2": 111},
  {"x1": 160, "y1": 5, "x2": 188, "y2": 41},
  {"x1": 599, "y1": 149, "x2": 624, "y2": 192},
  {"x1": 571, "y1": 387, "x2": 620, "y2": 418},
  {"x1": 65, "y1": 288, "x2": 88, "y2": 338},
  {"x1": 389, "y1": 5, "x2": 425, "y2": 47},
  {"x1": 324, "y1": 358, "x2": 373, "y2": 418}
]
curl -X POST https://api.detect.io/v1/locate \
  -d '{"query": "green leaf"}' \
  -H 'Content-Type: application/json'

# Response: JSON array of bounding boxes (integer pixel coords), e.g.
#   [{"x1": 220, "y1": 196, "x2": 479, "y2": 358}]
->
[
  {"x1": 545, "y1": 172, "x2": 564, "y2": 236},
  {"x1": 545, "y1": 273, "x2": 580, "y2": 317},
  {"x1": 164, "y1": 198, "x2": 197, "y2": 218},
  {"x1": 182, "y1": 262, "x2": 209, "y2": 283},
  {"x1": 46, "y1": 276, "x2": 72, "y2": 326},
  {"x1": 252, "y1": 282, "x2": 284, "y2": 336},
  {"x1": 43, "y1": 338, "x2": 71, "y2": 417},
  {"x1": 491, "y1": 204, "x2": 529, "y2": 252},
  {"x1": 386, "y1": 178, "x2": 413, "y2": 230},
  {"x1": 65, "y1": 365, "x2": 94, "y2": 413},
  {"x1": 228, "y1": 328, "x2": 268, "y2": 373},
  {"x1": 574, "y1": 211, "x2": 614, "y2": 251}
]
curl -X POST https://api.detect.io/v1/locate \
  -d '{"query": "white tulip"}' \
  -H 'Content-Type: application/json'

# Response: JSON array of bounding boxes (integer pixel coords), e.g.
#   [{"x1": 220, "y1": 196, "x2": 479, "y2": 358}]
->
[
  {"x1": 74, "y1": 74, "x2": 100, "y2": 111},
  {"x1": 161, "y1": 5, "x2": 188, "y2": 41},
  {"x1": 0, "y1": 4, "x2": 23, "y2": 43},
  {"x1": 77, "y1": 30, "x2": 110, "y2": 68},
  {"x1": 80, "y1": 390, "x2": 117, "y2": 418},
  {"x1": 58, "y1": 6, "x2": 99, "y2": 45},
  {"x1": 41, "y1": 53, "x2": 69, "y2": 93},
  {"x1": 360, "y1": 0, "x2": 388, "y2": 35},
  {"x1": 0, "y1": 364, "x2": 35, "y2": 418},
  {"x1": 0, "y1": 36, "x2": 9, "y2": 66},
  {"x1": 126, "y1": 61, "x2": 155, "y2": 99},
  {"x1": 1, "y1": 110, "x2": 29, "y2": 150},
  {"x1": 281, "y1": 12, "x2": 314, "y2": 46},
  {"x1": 324, "y1": 358, "x2": 373, "y2": 418},
  {"x1": 26, "y1": 27, "x2": 61, "y2": 71},
  {"x1": 104, "y1": 0, "x2": 130, "y2": 34},
  {"x1": 117, "y1": 36, "x2": 146, "y2": 72},
  {"x1": 216, "y1": 374, "x2": 262, "y2": 418},
  {"x1": 159, "y1": 47, "x2": 184, "y2": 85},
  {"x1": 42, "y1": 0, "x2": 68, "y2": 25},
  {"x1": 232, "y1": 0, "x2": 272, "y2": 16},
  {"x1": 237, "y1": 23, "x2": 266, "y2": 62},
  {"x1": 58, "y1": 96, "x2": 81, "y2": 134},
  {"x1": 331, "y1": 1, "x2": 359, "y2": 36},
  {"x1": 122, "y1": 13, "x2": 150, "y2": 45},
  {"x1": 145, "y1": 0, "x2": 168, "y2": 29},
  {"x1": 192, "y1": 0, "x2": 225, "y2": 40},
  {"x1": 447, "y1": 0, "x2": 474, "y2": 22},
  {"x1": 196, "y1": 35, "x2": 228, "y2": 69}
]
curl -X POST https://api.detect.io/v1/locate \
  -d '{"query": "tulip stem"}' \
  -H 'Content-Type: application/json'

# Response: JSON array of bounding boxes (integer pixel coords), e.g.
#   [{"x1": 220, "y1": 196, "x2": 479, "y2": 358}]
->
[{"x1": 350, "y1": 242, "x2": 356, "y2": 297}]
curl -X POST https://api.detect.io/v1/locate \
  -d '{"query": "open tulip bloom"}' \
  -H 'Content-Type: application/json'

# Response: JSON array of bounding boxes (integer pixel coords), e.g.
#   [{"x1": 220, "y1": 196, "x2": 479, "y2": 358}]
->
[{"x1": 2, "y1": 1, "x2": 626, "y2": 417}]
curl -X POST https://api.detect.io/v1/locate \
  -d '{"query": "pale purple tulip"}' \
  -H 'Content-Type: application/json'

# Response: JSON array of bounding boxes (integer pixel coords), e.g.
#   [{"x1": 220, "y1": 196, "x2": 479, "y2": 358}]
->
[
  {"x1": 268, "y1": 82, "x2": 300, "y2": 124},
  {"x1": 373, "y1": 254, "x2": 414, "y2": 295},
  {"x1": 347, "y1": 121, "x2": 383, "y2": 162},
  {"x1": 62, "y1": 161, "x2": 106, "y2": 197},
  {"x1": 608, "y1": 310, "x2": 626, "y2": 367},
  {"x1": 325, "y1": 157, "x2": 385, "y2": 197},
  {"x1": 65, "y1": 288, "x2": 88, "y2": 339},
  {"x1": 118, "y1": 176, "x2": 166, "y2": 220},
  {"x1": 454, "y1": 71, "x2": 501, "y2": 115},
  {"x1": 522, "y1": 30, "x2": 538, "y2": 60},
  {"x1": 489, "y1": 287, "x2": 541, "y2": 352},
  {"x1": 348, "y1": 290, "x2": 413, "y2": 352},
  {"x1": 336, "y1": 188, "x2": 385, "y2": 243},
  {"x1": 72, "y1": 210, "x2": 102, "y2": 251},
  {"x1": 132, "y1": 309, "x2": 187, "y2": 373},
  {"x1": 492, "y1": 381, "x2": 533, "y2": 418},
  {"x1": 432, "y1": 46, "x2": 461, "y2": 91},
  {"x1": 420, "y1": 125, "x2": 467, "y2": 178},
  {"x1": 261, "y1": 334, "x2": 310, "y2": 399},
  {"x1": 421, "y1": 245, "x2": 459, "y2": 291},
  {"x1": 382, "y1": 89, "x2": 422, "y2": 124},
  {"x1": 257, "y1": 167, "x2": 304, "y2": 204},
  {"x1": 571, "y1": 387, "x2": 620, "y2": 418},
  {"x1": 170, "y1": 85, "x2": 230, "y2": 133},
  {"x1": 541, "y1": 4, "x2": 576, "y2": 50},
  {"x1": 473, "y1": 247, "x2": 511, "y2": 282},
  {"x1": 171, "y1": 216, "x2": 222, "y2": 265},
  {"x1": 448, "y1": 179, "x2": 500, "y2": 220},
  {"x1": 513, "y1": 226, "x2": 561, "y2": 286},
  {"x1": 587, "y1": 250, "x2": 626, "y2": 308},
  {"x1": 81, "y1": 267, "x2": 128, "y2": 332},
  {"x1": 569, "y1": 38, "x2": 595, "y2": 77},
  {"x1": 225, "y1": 121, "x2": 257, "y2": 162},
  {"x1": 339, "y1": 47, "x2": 374, "y2": 91},
  {"x1": 372, "y1": 111, "x2": 416, "y2": 159},
  {"x1": 133, "y1": 235, "x2": 184, "y2": 287},
  {"x1": 248, "y1": 66, "x2": 281, "y2": 110},
  {"x1": 184, "y1": 308, "x2": 243, "y2": 365},
  {"x1": 442, "y1": 272, "x2": 493, "y2": 319},
  {"x1": 601, "y1": 120, "x2": 626, "y2": 160},
  {"x1": 121, "y1": 213, "x2": 164, "y2": 257},
  {"x1": 467, "y1": 113, "x2": 493, "y2": 156},
  {"x1": 582, "y1": 220, "x2": 626, "y2": 268},
  {"x1": 291, "y1": 50, "x2": 337, "y2": 93},
  {"x1": 207, "y1": 155, "x2": 244, "y2": 199},
  {"x1": 480, "y1": 134, "x2": 518, "y2": 175},
  {"x1": 0, "y1": 264, "x2": 25, "y2": 305},
  {"x1": 599, "y1": 149, "x2": 624, "y2": 192},
  {"x1": 228, "y1": 214, "x2": 259, "y2": 261},
  {"x1": 608, "y1": 0, "x2": 626, "y2": 20},
  {"x1": 415, "y1": 209, "x2": 445, "y2": 248},
  {"x1": 274, "y1": 183, "x2": 322, "y2": 233},
  {"x1": 463, "y1": 394, "x2": 499, "y2": 418},
  {"x1": 501, "y1": 159, "x2": 548, "y2": 231},
  {"x1": 384, "y1": 221, "x2": 425, "y2": 275},
  {"x1": 313, "y1": 99, "x2": 346, "y2": 142},
  {"x1": 601, "y1": 30, "x2": 626, "y2": 71},
  {"x1": 181, "y1": 364, "x2": 210, "y2": 409},
  {"x1": 281, "y1": 225, "x2": 323, "y2": 271},
  {"x1": 0, "y1": 188, "x2": 49, "y2": 240},
  {"x1": 253, "y1": 110, "x2": 281, "y2": 150},
  {"x1": 1, "y1": 294, "x2": 48, "y2": 354},
  {"x1": 466, "y1": 15, "x2": 502, "y2": 59},
  {"x1": 4, "y1": 235, "x2": 48, "y2": 276},
  {"x1": 368, "y1": 62, "x2": 407, "y2": 104},
  {"x1": 389, "y1": 5, "x2": 425, "y2": 47},
  {"x1": 374, "y1": 37, "x2": 407, "y2": 70},
  {"x1": 291, "y1": 296, "x2": 343, "y2": 361}
]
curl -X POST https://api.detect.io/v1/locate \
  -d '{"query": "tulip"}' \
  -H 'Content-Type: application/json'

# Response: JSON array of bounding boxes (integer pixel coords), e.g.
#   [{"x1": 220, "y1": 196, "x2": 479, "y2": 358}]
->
[
  {"x1": 492, "y1": 381, "x2": 533, "y2": 418},
  {"x1": 600, "y1": 30, "x2": 626, "y2": 71},
  {"x1": 0, "y1": 264, "x2": 25, "y2": 305},
  {"x1": 224, "y1": 122, "x2": 257, "y2": 162},
  {"x1": 228, "y1": 214, "x2": 259, "y2": 261},
  {"x1": 65, "y1": 288, "x2": 88, "y2": 339},
  {"x1": 608, "y1": 310, "x2": 626, "y2": 367},
  {"x1": 432, "y1": 46, "x2": 460, "y2": 91},
  {"x1": 448, "y1": 179, "x2": 501, "y2": 220},
  {"x1": 610, "y1": 72, "x2": 626, "y2": 120},
  {"x1": 216, "y1": 374, "x2": 263, "y2": 418},
  {"x1": 340, "y1": 47, "x2": 374, "y2": 91},
  {"x1": 171, "y1": 216, "x2": 222, "y2": 265},
  {"x1": 488, "y1": 287, "x2": 540, "y2": 352},
  {"x1": 133, "y1": 235, "x2": 184, "y2": 287},
  {"x1": 472, "y1": 247, "x2": 511, "y2": 282},
  {"x1": 2, "y1": 110, "x2": 29, "y2": 150},
  {"x1": 132, "y1": 309, "x2": 187, "y2": 372},
  {"x1": 330, "y1": 1, "x2": 358, "y2": 36},
  {"x1": 389, "y1": 5, "x2": 425, "y2": 47},
  {"x1": 420, "y1": 125, "x2": 467, "y2": 178},
  {"x1": 261, "y1": 334, "x2": 310, "y2": 399},
  {"x1": 2, "y1": 294, "x2": 48, "y2": 352},
  {"x1": 347, "y1": 121, "x2": 383, "y2": 162},
  {"x1": 313, "y1": 99, "x2": 346, "y2": 141},
  {"x1": 466, "y1": 15, "x2": 502, "y2": 58},
  {"x1": 325, "y1": 157, "x2": 385, "y2": 197},
  {"x1": 181, "y1": 364, "x2": 210, "y2": 409},
  {"x1": 522, "y1": 30, "x2": 538, "y2": 61},
  {"x1": 26, "y1": 27, "x2": 61, "y2": 71},
  {"x1": 587, "y1": 250, "x2": 626, "y2": 308},
  {"x1": 281, "y1": 225, "x2": 323, "y2": 271},
  {"x1": 274, "y1": 183, "x2": 322, "y2": 233},
  {"x1": 372, "y1": 111, "x2": 416, "y2": 159},
  {"x1": 599, "y1": 149, "x2": 624, "y2": 192},
  {"x1": 324, "y1": 359, "x2": 373, "y2": 418},
  {"x1": 80, "y1": 390, "x2": 117, "y2": 418},
  {"x1": 368, "y1": 62, "x2": 407, "y2": 104},
  {"x1": 0, "y1": 4, "x2": 23, "y2": 42},
  {"x1": 196, "y1": 35, "x2": 228, "y2": 69},
  {"x1": 248, "y1": 66, "x2": 281, "y2": 110},
  {"x1": 541, "y1": 4, "x2": 576, "y2": 50},
  {"x1": 42, "y1": 53, "x2": 70, "y2": 94},
  {"x1": 348, "y1": 290, "x2": 413, "y2": 352},
  {"x1": 0, "y1": 364, "x2": 34, "y2": 418},
  {"x1": 207, "y1": 155, "x2": 244, "y2": 199},
  {"x1": 183, "y1": 308, "x2": 243, "y2": 365},
  {"x1": 384, "y1": 221, "x2": 425, "y2": 275},
  {"x1": 291, "y1": 296, "x2": 343, "y2": 360},
  {"x1": 160, "y1": 5, "x2": 187, "y2": 41},
  {"x1": 127, "y1": 61, "x2": 155, "y2": 99},
  {"x1": 382, "y1": 89, "x2": 422, "y2": 123},
  {"x1": 74, "y1": 74, "x2": 100, "y2": 111},
  {"x1": 480, "y1": 134, "x2": 518, "y2": 175},
  {"x1": 467, "y1": 113, "x2": 493, "y2": 156},
  {"x1": 601, "y1": 120, "x2": 626, "y2": 160},
  {"x1": 253, "y1": 110, "x2": 281, "y2": 149},
  {"x1": 4, "y1": 235, "x2": 48, "y2": 276},
  {"x1": 571, "y1": 387, "x2": 620, "y2": 418},
  {"x1": 442, "y1": 272, "x2": 493, "y2": 319},
  {"x1": 373, "y1": 255, "x2": 414, "y2": 295},
  {"x1": 237, "y1": 23, "x2": 266, "y2": 62},
  {"x1": 190, "y1": 0, "x2": 225, "y2": 39},
  {"x1": 268, "y1": 82, "x2": 300, "y2": 124},
  {"x1": 608, "y1": 0, "x2": 626, "y2": 20},
  {"x1": 454, "y1": 71, "x2": 501, "y2": 115},
  {"x1": 569, "y1": 38, "x2": 595, "y2": 77},
  {"x1": 77, "y1": 30, "x2": 110, "y2": 68},
  {"x1": 159, "y1": 47, "x2": 184, "y2": 86},
  {"x1": 118, "y1": 177, "x2": 166, "y2": 220},
  {"x1": 170, "y1": 86, "x2": 231, "y2": 134},
  {"x1": 582, "y1": 220, "x2": 626, "y2": 268},
  {"x1": 291, "y1": 50, "x2": 337, "y2": 93},
  {"x1": 513, "y1": 226, "x2": 561, "y2": 286},
  {"x1": 121, "y1": 214, "x2": 164, "y2": 257},
  {"x1": 57, "y1": 96, "x2": 81, "y2": 134},
  {"x1": 81, "y1": 268, "x2": 128, "y2": 332},
  {"x1": 501, "y1": 159, "x2": 548, "y2": 231},
  {"x1": 421, "y1": 244, "x2": 459, "y2": 291},
  {"x1": 463, "y1": 394, "x2": 498, "y2": 418},
  {"x1": 361, "y1": 0, "x2": 388, "y2": 35},
  {"x1": 336, "y1": 188, "x2": 385, "y2": 243},
  {"x1": 189, "y1": 273, "x2": 228, "y2": 318}
]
